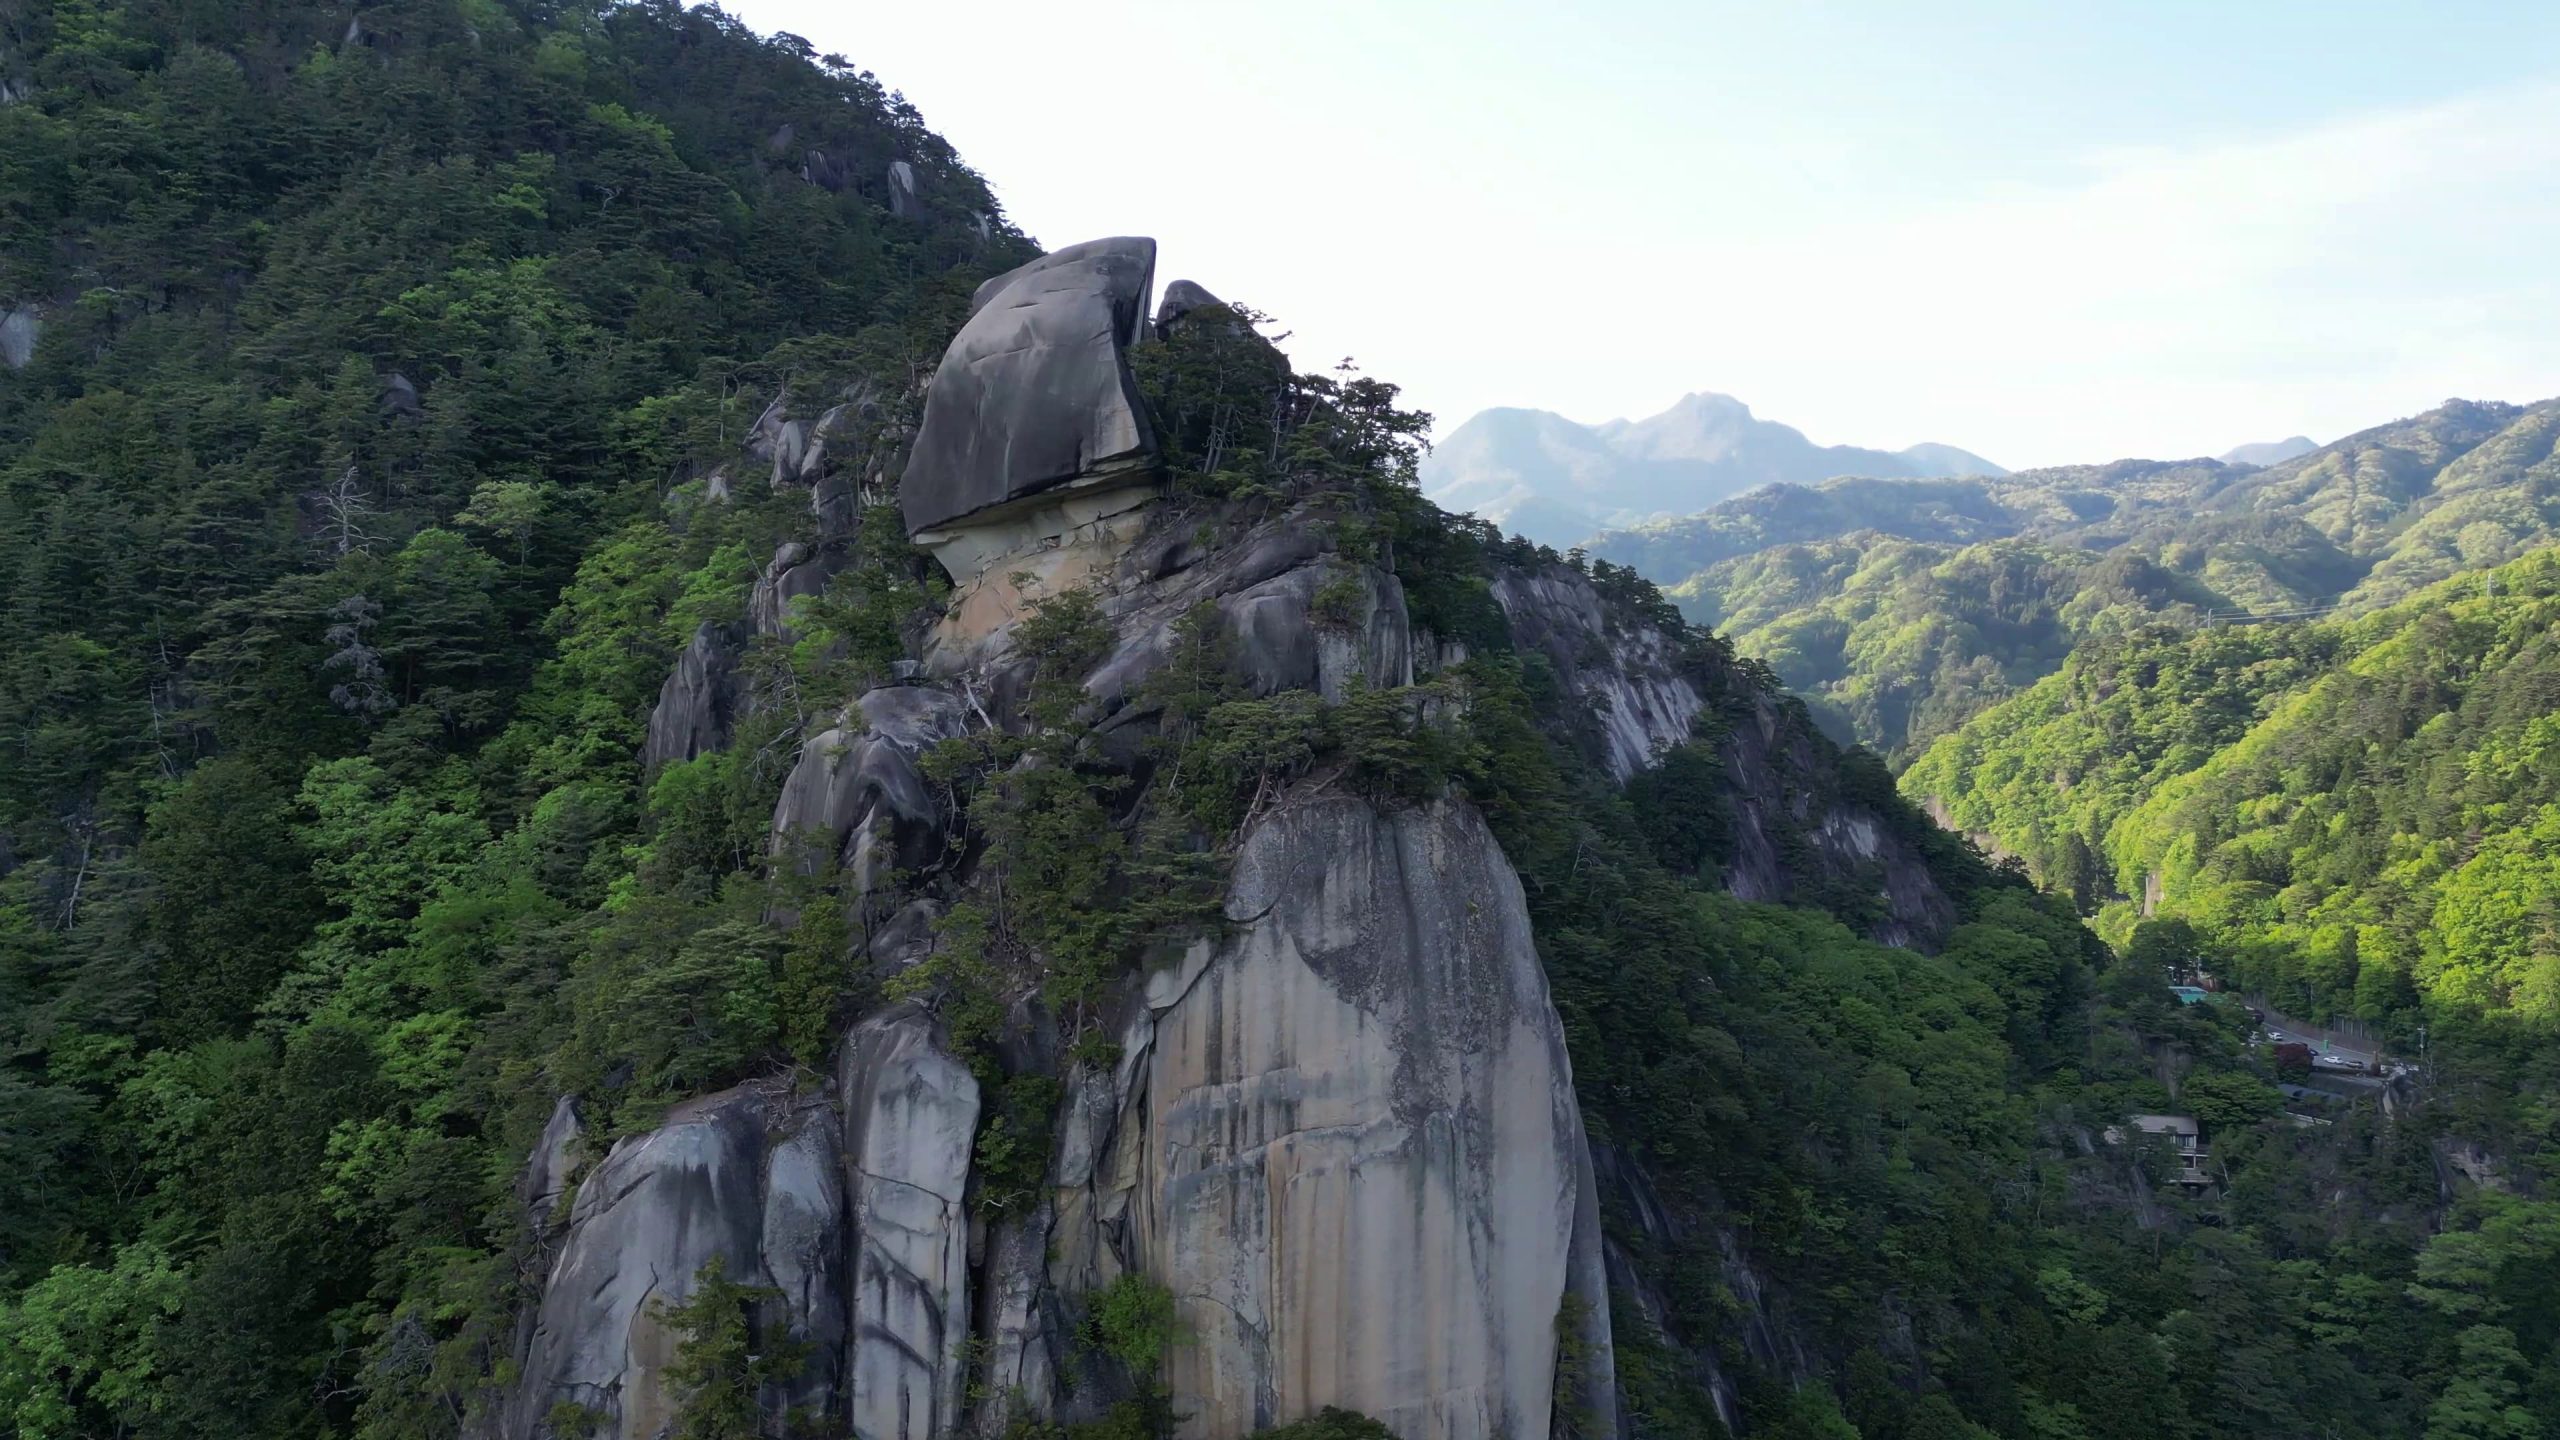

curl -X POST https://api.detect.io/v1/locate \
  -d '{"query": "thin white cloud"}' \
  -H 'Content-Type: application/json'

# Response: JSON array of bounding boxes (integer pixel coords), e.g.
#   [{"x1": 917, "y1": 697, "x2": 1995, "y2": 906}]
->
[
  {"x1": 1489, "y1": 81, "x2": 2560, "y2": 465},
  {"x1": 726, "y1": 0, "x2": 2560, "y2": 469}
]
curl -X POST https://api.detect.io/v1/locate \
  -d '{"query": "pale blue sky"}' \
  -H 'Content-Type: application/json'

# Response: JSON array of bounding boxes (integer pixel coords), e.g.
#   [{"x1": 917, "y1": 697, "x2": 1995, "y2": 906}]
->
[{"x1": 733, "y1": 1, "x2": 2560, "y2": 468}]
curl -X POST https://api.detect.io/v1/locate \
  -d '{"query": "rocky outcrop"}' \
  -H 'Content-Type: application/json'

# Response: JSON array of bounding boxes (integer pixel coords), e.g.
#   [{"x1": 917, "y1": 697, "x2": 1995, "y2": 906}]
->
[
  {"x1": 770, "y1": 687, "x2": 970, "y2": 886},
  {"x1": 1153, "y1": 279, "x2": 1224, "y2": 337},
  {"x1": 381, "y1": 372, "x2": 424, "y2": 420},
  {"x1": 1489, "y1": 567, "x2": 1703, "y2": 782},
  {"x1": 749, "y1": 540, "x2": 843, "y2": 642},
  {"x1": 498, "y1": 1085, "x2": 845, "y2": 1440},
  {"x1": 901, "y1": 238, "x2": 1161, "y2": 573},
  {"x1": 1054, "y1": 795, "x2": 1616, "y2": 1440},
  {"x1": 1722, "y1": 693, "x2": 1956, "y2": 949},
  {"x1": 519, "y1": 1096, "x2": 585, "y2": 1234},
  {"x1": 1, "y1": 304, "x2": 39, "y2": 370},
  {"x1": 493, "y1": 1008, "x2": 982, "y2": 1440},
  {"x1": 641, "y1": 623, "x2": 743, "y2": 770},
  {"x1": 887, "y1": 160, "x2": 925, "y2": 219}
]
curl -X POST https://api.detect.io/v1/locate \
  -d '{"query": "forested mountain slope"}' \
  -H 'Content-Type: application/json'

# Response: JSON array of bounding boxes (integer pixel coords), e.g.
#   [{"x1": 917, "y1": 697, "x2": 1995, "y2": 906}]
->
[
  {"x1": 1906, "y1": 545, "x2": 2560, "y2": 1041},
  {"x1": 2, "y1": 6, "x2": 2557, "y2": 1440},
  {"x1": 1587, "y1": 399, "x2": 2560, "y2": 760},
  {"x1": 0, "y1": 0, "x2": 1022, "y2": 1430}
]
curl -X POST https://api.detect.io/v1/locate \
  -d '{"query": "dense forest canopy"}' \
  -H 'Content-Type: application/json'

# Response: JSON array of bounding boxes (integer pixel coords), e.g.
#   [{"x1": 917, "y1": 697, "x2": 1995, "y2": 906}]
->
[
  {"x1": 0, "y1": 0, "x2": 1028, "y2": 1431},
  {"x1": 2, "y1": 5, "x2": 2558, "y2": 1440},
  {"x1": 1907, "y1": 545, "x2": 2560, "y2": 1047}
]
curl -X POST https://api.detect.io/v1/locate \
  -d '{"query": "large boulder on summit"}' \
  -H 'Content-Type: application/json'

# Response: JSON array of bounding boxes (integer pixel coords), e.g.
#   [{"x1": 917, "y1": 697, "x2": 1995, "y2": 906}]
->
[
  {"x1": 900, "y1": 237, "x2": 1160, "y2": 546},
  {"x1": 1153, "y1": 278, "x2": 1225, "y2": 337}
]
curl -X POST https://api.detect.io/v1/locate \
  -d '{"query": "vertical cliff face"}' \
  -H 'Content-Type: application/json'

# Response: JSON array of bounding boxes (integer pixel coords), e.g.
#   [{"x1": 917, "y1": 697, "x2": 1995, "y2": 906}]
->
[{"x1": 1103, "y1": 795, "x2": 1614, "y2": 1440}]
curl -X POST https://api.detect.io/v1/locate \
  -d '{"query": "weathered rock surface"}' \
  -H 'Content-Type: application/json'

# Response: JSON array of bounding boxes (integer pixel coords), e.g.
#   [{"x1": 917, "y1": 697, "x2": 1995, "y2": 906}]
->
[
  {"x1": 499, "y1": 1086, "x2": 844, "y2": 1440},
  {"x1": 1079, "y1": 528, "x2": 1410, "y2": 720},
  {"x1": 887, "y1": 160, "x2": 925, "y2": 219},
  {"x1": 838, "y1": 1006, "x2": 982, "y2": 1440},
  {"x1": 519, "y1": 1096, "x2": 585, "y2": 1235},
  {"x1": 1153, "y1": 278, "x2": 1224, "y2": 337},
  {"x1": 901, "y1": 238, "x2": 1160, "y2": 545},
  {"x1": 771, "y1": 687, "x2": 971, "y2": 886},
  {"x1": 1490, "y1": 568, "x2": 1703, "y2": 782},
  {"x1": 493, "y1": 1006, "x2": 982, "y2": 1440},
  {"x1": 381, "y1": 371, "x2": 424, "y2": 419},
  {"x1": 641, "y1": 622, "x2": 743, "y2": 770},
  {"x1": 1, "y1": 304, "x2": 39, "y2": 369},
  {"x1": 750, "y1": 539, "x2": 844, "y2": 642},
  {"x1": 1080, "y1": 794, "x2": 1614, "y2": 1440},
  {"x1": 1722, "y1": 693, "x2": 1955, "y2": 949}
]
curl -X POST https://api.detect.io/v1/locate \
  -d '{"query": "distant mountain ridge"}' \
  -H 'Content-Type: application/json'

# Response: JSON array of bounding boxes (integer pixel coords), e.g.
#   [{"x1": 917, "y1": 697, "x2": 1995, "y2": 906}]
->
[
  {"x1": 1581, "y1": 396, "x2": 2560, "y2": 761},
  {"x1": 1421, "y1": 391, "x2": 2003, "y2": 546},
  {"x1": 2219, "y1": 435, "x2": 2319, "y2": 465}
]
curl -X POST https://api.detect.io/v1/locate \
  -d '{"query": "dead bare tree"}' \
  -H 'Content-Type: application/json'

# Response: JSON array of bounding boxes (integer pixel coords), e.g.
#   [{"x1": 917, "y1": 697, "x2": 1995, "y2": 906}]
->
[{"x1": 313, "y1": 463, "x2": 377, "y2": 557}]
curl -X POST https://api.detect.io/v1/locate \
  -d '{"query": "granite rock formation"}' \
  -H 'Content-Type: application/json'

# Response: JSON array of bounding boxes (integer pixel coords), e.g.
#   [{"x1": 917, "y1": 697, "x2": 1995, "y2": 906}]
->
[
  {"x1": 887, "y1": 160, "x2": 925, "y2": 219},
  {"x1": 1, "y1": 304, "x2": 39, "y2": 369},
  {"x1": 1152, "y1": 278, "x2": 1224, "y2": 338},
  {"x1": 497, "y1": 230, "x2": 1977, "y2": 1440},
  {"x1": 900, "y1": 238, "x2": 1161, "y2": 582},
  {"x1": 1107, "y1": 794, "x2": 1615, "y2": 1440}
]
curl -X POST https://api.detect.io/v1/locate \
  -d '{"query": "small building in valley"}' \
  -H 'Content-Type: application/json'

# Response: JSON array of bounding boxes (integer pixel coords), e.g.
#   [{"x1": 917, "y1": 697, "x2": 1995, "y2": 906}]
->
[{"x1": 2106, "y1": 1113, "x2": 2213, "y2": 1187}]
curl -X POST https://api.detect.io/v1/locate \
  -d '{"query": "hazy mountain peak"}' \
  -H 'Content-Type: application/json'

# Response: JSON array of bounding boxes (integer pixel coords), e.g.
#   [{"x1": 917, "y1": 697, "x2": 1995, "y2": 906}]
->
[
  {"x1": 1423, "y1": 392, "x2": 2001, "y2": 547},
  {"x1": 2219, "y1": 435, "x2": 2319, "y2": 466}
]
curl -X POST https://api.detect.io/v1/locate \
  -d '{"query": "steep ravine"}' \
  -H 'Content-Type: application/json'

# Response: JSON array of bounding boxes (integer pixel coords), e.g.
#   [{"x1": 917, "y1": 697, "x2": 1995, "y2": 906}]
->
[{"x1": 486, "y1": 238, "x2": 1961, "y2": 1440}]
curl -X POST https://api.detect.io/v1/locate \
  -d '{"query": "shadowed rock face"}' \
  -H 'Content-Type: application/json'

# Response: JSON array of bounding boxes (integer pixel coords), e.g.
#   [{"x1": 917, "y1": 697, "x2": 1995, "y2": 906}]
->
[
  {"x1": 491, "y1": 1010, "x2": 979, "y2": 1440},
  {"x1": 1153, "y1": 278, "x2": 1223, "y2": 338},
  {"x1": 900, "y1": 237, "x2": 1160, "y2": 541},
  {"x1": 887, "y1": 160, "x2": 924, "y2": 219},
  {"x1": 499, "y1": 1088, "x2": 845, "y2": 1440},
  {"x1": 1490, "y1": 568, "x2": 1703, "y2": 783},
  {"x1": 641, "y1": 622, "x2": 743, "y2": 769},
  {"x1": 769, "y1": 687, "x2": 970, "y2": 889}
]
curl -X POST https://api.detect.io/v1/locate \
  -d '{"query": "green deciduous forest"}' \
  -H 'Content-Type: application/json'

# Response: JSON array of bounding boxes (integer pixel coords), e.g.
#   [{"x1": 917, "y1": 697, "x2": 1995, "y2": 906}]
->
[
  {"x1": 3, "y1": 4, "x2": 2559, "y2": 1440},
  {"x1": 1591, "y1": 401, "x2": 2560, "y2": 760},
  {"x1": 1908, "y1": 545, "x2": 2560, "y2": 1045}
]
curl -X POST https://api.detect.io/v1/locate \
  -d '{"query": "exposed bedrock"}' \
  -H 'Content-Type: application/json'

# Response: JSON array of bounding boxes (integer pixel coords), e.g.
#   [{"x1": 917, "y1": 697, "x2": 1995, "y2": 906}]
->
[
  {"x1": 1490, "y1": 568, "x2": 1702, "y2": 783},
  {"x1": 1, "y1": 303, "x2": 39, "y2": 369},
  {"x1": 494, "y1": 1086, "x2": 846, "y2": 1439},
  {"x1": 641, "y1": 621, "x2": 744, "y2": 770},
  {"x1": 1152, "y1": 278, "x2": 1224, "y2": 337},
  {"x1": 490, "y1": 1007, "x2": 978, "y2": 1440},
  {"x1": 838, "y1": 1005, "x2": 983, "y2": 1440},
  {"x1": 1056, "y1": 794, "x2": 1617, "y2": 1440},
  {"x1": 770, "y1": 686, "x2": 971, "y2": 888}
]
